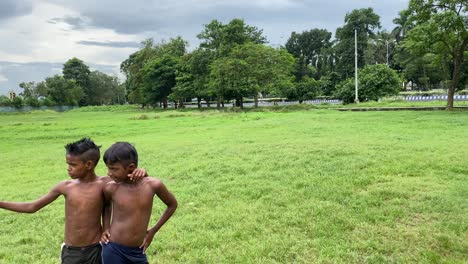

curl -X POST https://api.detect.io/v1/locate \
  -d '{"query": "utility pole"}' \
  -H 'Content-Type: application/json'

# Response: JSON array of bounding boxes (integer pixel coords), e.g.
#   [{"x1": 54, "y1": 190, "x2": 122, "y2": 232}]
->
[
  {"x1": 386, "y1": 40, "x2": 389, "y2": 67},
  {"x1": 355, "y1": 29, "x2": 359, "y2": 103}
]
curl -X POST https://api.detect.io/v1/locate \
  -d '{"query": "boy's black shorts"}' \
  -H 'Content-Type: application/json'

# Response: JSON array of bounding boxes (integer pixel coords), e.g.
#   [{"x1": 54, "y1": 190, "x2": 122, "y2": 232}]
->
[{"x1": 61, "y1": 242, "x2": 102, "y2": 264}]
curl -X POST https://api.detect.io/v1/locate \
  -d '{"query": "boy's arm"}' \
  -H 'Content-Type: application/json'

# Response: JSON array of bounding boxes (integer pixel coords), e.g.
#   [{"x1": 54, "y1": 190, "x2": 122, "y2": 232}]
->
[
  {"x1": 0, "y1": 182, "x2": 65, "y2": 213},
  {"x1": 128, "y1": 167, "x2": 148, "y2": 182},
  {"x1": 140, "y1": 179, "x2": 178, "y2": 252},
  {"x1": 101, "y1": 182, "x2": 114, "y2": 244}
]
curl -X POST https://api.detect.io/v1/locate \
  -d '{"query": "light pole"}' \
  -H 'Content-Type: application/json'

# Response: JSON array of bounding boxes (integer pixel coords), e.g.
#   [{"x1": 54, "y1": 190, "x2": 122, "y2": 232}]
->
[
  {"x1": 355, "y1": 29, "x2": 359, "y2": 103},
  {"x1": 376, "y1": 38, "x2": 391, "y2": 67}
]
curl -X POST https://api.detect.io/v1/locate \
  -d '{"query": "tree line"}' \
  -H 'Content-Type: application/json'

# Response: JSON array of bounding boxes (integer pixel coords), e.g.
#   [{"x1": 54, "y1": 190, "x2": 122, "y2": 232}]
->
[
  {"x1": 0, "y1": 58, "x2": 125, "y2": 108},
  {"x1": 2, "y1": 0, "x2": 466, "y2": 110}
]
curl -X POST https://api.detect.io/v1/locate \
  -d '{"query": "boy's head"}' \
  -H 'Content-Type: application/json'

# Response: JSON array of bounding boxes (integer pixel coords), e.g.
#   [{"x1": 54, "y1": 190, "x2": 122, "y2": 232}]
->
[
  {"x1": 64, "y1": 138, "x2": 100, "y2": 178},
  {"x1": 103, "y1": 142, "x2": 138, "y2": 182}
]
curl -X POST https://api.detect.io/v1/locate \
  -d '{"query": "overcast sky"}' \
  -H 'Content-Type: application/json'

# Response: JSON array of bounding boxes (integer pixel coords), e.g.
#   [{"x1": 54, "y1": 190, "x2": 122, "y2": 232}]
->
[{"x1": 0, "y1": 0, "x2": 409, "y2": 95}]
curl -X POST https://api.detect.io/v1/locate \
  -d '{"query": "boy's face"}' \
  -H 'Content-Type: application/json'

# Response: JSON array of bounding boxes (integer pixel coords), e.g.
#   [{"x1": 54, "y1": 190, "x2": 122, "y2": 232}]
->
[
  {"x1": 66, "y1": 154, "x2": 91, "y2": 179},
  {"x1": 106, "y1": 162, "x2": 134, "y2": 182}
]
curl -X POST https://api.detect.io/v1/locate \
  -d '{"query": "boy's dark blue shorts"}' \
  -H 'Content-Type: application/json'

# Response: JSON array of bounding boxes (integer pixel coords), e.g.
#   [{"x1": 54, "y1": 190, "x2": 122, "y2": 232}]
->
[
  {"x1": 101, "y1": 241, "x2": 148, "y2": 264},
  {"x1": 61, "y1": 242, "x2": 102, "y2": 264}
]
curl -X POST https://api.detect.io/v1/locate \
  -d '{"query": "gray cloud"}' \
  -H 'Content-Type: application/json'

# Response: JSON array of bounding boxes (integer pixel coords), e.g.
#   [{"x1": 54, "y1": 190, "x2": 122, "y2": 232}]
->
[
  {"x1": 49, "y1": 16, "x2": 89, "y2": 30},
  {"x1": 77, "y1": 40, "x2": 141, "y2": 48},
  {"x1": 42, "y1": 0, "x2": 409, "y2": 47},
  {"x1": 0, "y1": 0, "x2": 33, "y2": 21}
]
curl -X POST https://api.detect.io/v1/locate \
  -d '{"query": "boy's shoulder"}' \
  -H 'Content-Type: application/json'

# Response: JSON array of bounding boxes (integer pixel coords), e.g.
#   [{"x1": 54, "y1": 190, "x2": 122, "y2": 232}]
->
[
  {"x1": 142, "y1": 176, "x2": 163, "y2": 187},
  {"x1": 105, "y1": 177, "x2": 163, "y2": 190},
  {"x1": 98, "y1": 176, "x2": 112, "y2": 184}
]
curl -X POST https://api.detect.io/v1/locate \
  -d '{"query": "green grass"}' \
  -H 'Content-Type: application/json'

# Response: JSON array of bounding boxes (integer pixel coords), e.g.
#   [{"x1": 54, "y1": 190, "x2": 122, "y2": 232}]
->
[{"x1": 0, "y1": 106, "x2": 467, "y2": 263}]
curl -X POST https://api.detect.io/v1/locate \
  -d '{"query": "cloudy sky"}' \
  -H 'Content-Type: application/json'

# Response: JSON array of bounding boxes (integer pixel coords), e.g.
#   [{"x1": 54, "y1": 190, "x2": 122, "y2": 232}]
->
[{"x1": 0, "y1": 0, "x2": 409, "y2": 95}]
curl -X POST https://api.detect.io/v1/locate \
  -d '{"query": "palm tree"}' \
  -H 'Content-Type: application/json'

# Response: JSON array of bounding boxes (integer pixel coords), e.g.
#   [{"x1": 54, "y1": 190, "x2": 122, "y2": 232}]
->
[{"x1": 391, "y1": 9, "x2": 412, "y2": 43}]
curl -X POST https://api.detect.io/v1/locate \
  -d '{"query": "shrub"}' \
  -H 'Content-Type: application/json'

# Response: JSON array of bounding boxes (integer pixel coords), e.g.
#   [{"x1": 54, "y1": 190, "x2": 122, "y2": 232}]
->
[
  {"x1": 0, "y1": 95, "x2": 11, "y2": 106},
  {"x1": 334, "y1": 64, "x2": 401, "y2": 104},
  {"x1": 333, "y1": 78, "x2": 356, "y2": 104},
  {"x1": 24, "y1": 97, "x2": 41, "y2": 107},
  {"x1": 11, "y1": 97, "x2": 24, "y2": 109}
]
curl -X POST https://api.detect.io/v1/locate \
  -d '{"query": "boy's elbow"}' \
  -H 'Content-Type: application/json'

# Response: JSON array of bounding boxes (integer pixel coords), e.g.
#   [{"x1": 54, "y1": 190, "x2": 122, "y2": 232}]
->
[
  {"x1": 26, "y1": 204, "x2": 39, "y2": 213},
  {"x1": 170, "y1": 199, "x2": 178, "y2": 211}
]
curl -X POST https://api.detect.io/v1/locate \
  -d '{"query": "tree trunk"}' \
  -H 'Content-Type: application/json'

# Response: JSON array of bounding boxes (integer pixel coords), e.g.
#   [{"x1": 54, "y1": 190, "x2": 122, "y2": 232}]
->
[
  {"x1": 197, "y1": 97, "x2": 201, "y2": 108},
  {"x1": 447, "y1": 39, "x2": 468, "y2": 111},
  {"x1": 179, "y1": 99, "x2": 185, "y2": 108},
  {"x1": 163, "y1": 98, "x2": 168, "y2": 109},
  {"x1": 222, "y1": 101, "x2": 224, "y2": 108},
  {"x1": 240, "y1": 97, "x2": 244, "y2": 109},
  {"x1": 216, "y1": 96, "x2": 221, "y2": 110},
  {"x1": 254, "y1": 94, "x2": 258, "y2": 108}
]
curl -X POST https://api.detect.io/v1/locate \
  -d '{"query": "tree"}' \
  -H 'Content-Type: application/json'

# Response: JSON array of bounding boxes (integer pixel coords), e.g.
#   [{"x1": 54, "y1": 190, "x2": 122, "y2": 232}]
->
[
  {"x1": 19, "y1": 81, "x2": 42, "y2": 106},
  {"x1": 285, "y1": 29, "x2": 332, "y2": 80},
  {"x1": 142, "y1": 54, "x2": 180, "y2": 108},
  {"x1": 291, "y1": 77, "x2": 322, "y2": 103},
  {"x1": 319, "y1": 72, "x2": 341, "y2": 96},
  {"x1": 44, "y1": 75, "x2": 83, "y2": 105},
  {"x1": 19, "y1": 82, "x2": 38, "y2": 99},
  {"x1": 0, "y1": 95, "x2": 10, "y2": 106},
  {"x1": 87, "y1": 71, "x2": 120, "y2": 105},
  {"x1": 405, "y1": 0, "x2": 468, "y2": 110},
  {"x1": 335, "y1": 8, "x2": 381, "y2": 79},
  {"x1": 364, "y1": 30, "x2": 399, "y2": 69},
  {"x1": 392, "y1": 9, "x2": 413, "y2": 44},
  {"x1": 334, "y1": 64, "x2": 401, "y2": 103},
  {"x1": 210, "y1": 43, "x2": 295, "y2": 108},
  {"x1": 63, "y1": 58, "x2": 91, "y2": 105},
  {"x1": 394, "y1": 48, "x2": 447, "y2": 90},
  {"x1": 121, "y1": 37, "x2": 188, "y2": 107},
  {"x1": 11, "y1": 96, "x2": 23, "y2": 109},
  {"x1": 198, "y1": 18, "x2": 267, "y2": 57},
  {"x1": 172, "y1": 49, "x2": 215, "y2": 108},
  {"x1": 209, "y1": 56, "x2": 249, "y2": 108},
  {"x1": 121, "y1": 39, "x2": 157, "y2": 105},
  {"x1": 197, "y1": 19, "x2": 269, "y2": 107}
]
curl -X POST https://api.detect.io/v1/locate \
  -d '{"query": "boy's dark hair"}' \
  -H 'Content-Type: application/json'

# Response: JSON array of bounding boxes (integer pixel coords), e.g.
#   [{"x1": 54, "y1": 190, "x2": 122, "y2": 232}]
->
[
  {"x1": 65, "y1": 138, "x2": 101, "y2": 166},
  {"x1": 103, "y1": 142, "x2": 138, "y2": 167}
]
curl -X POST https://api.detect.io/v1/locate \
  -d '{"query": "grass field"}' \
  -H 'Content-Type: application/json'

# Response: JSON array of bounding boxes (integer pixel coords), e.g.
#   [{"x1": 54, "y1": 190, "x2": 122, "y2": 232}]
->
[{"x1": 0, "y1": 106, "x2": 467, "y2": 263}]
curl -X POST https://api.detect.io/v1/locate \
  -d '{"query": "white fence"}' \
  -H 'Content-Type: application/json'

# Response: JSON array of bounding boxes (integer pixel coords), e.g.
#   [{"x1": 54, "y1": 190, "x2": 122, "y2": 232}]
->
[
  {"x1": 0, "y1": 106, "x2": 78, "y2": 112},
  {"x1": 390, "y1": 95, "x2": 468, "y2": 101},
  {"x1": 182, "y1": 99, "x2": 342, "y2": 108}
]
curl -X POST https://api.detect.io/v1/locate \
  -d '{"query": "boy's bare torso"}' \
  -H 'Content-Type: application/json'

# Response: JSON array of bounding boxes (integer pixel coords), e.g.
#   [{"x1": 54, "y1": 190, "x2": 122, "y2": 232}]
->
[
  {"x1": 105, "y1": 177, "x2": 156, "y2": 247},
  {"x1": 63, "y1": 176, "x2": 110, "y2": 246}
]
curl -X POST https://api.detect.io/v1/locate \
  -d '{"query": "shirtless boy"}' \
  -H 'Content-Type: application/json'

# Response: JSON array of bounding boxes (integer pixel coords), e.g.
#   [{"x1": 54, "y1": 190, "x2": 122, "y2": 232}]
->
[
  {"x1": 0, "y1": 138, "x2": 146, "y2": 264},
  {"x1": 101, "y1": 142, "x2": 177, "y2": 264}
]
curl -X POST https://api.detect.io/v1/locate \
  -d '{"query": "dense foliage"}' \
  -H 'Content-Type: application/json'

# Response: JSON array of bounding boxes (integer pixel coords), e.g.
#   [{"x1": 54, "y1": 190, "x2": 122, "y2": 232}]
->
[{"x1": 6, "y1": 2, "x2": 467, "y2": 110}]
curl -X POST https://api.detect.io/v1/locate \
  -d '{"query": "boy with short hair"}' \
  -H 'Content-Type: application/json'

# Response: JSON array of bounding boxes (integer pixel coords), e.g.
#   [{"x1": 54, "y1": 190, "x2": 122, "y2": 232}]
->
[
  {"x1": 100, "y1": 142, "x2": 177, "y2": 264},
  {"x1": 0, "y1": 138, "x2": 146, "y2": 264}
]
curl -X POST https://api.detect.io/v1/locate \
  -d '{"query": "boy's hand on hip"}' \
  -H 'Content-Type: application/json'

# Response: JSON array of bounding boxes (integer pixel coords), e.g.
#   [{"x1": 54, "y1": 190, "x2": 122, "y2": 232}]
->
[
  {"x1": 100, "y1": 229, "x2": 110, "y2": 244},
  {"x1": 129, "y1": 168, "x2": 148, "y2": 181},
  {"x1": 139, "y1": 230, "x2": 155, "y2": 253}
]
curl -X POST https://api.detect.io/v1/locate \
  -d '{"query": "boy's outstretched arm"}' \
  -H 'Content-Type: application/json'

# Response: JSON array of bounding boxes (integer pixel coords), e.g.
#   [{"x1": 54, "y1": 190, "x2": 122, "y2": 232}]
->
[
  {"x1": 140, "y1": 179, "x2": 177, "y2": 253},
  {"x1": 0, "y1": 182, "x2": 65, "y2": 213}
]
